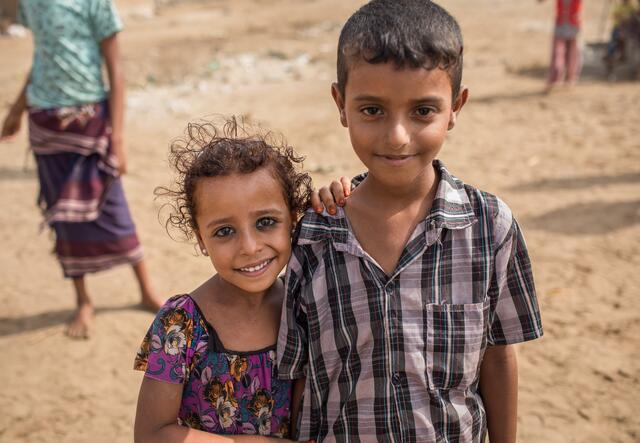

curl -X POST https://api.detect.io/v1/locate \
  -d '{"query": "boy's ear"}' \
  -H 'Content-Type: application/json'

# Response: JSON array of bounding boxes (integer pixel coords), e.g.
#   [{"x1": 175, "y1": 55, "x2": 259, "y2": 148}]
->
[
  {"x1": 331, "y1": 82, "x2": 348, "y2": 127},
  {"x1": 448, "y1": 86, "x2": 469, "y2": 131}
]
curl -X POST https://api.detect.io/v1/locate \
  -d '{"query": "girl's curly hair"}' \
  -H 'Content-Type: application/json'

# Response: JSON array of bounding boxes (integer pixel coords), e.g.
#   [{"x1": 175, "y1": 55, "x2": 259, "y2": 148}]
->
[{"x1": 155, "y1": 116, "x2": 313, "y2": 241}]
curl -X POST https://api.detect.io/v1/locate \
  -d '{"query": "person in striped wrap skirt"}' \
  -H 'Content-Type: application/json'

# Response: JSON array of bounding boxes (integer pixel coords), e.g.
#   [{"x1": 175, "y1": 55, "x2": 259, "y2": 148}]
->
[{"x1": 1, "y1": 0, "x2": 163, "y2": 338}]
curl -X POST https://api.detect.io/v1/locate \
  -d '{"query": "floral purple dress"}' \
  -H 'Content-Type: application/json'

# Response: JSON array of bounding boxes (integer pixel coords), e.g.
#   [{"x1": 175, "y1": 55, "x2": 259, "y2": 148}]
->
[{"x1": 134, "y1": 294, "x2": 292, "y2": 437}]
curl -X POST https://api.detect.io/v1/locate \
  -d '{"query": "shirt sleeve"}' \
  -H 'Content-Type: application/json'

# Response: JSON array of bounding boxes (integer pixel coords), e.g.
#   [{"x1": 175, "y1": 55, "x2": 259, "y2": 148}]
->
[
  {"x1": 89, "y1": 0, "x2": 123, "y2": 42},
  {"x1": 277, "y1": 243, "x2": 309, "y2": 380},
  {"x1": 487, "y1": 203, "x2": 543, "y2": 346},
  {"x1": 133, "y1": 297, "x2": 194, "y2": 384},
  {"x1": 17, "y1": 1, "x2": 29, "y2": 28}
]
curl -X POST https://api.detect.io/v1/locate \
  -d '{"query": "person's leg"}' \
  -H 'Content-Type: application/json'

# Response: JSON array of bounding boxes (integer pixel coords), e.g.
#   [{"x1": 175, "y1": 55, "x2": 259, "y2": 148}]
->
[
  {"x1": 547, "y1": 36, "x2": 566, "y2": 89},
  {"x1": 66, "y1": 276, "x2": 94, "y2": 339},
  {"x1": 132, "y1": 259, "x2": 163, "y2": 311},
  {"x1": 566, "y1": 37, "x2": 582, "y2": 84}
]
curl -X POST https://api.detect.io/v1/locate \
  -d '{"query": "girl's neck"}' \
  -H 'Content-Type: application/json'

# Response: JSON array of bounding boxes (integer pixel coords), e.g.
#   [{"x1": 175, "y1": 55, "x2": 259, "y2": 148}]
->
[{"x1": 208, "y1": 274, "x2": 273, "y2": 310}]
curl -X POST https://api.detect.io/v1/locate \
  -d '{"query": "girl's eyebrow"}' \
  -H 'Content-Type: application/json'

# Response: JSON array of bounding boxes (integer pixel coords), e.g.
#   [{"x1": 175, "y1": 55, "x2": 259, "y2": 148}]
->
[
  {"x1": 253, "y1": 208, "x2": 285, "y2": 217},
  {"x1": 205, "y1": 208, "x2": 285, "y2": 229}
]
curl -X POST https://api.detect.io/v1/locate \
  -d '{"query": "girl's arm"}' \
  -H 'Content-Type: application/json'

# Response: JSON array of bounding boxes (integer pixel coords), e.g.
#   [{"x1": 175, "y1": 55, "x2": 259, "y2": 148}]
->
[
  {"x1": 134, "y1": 377, "x2": 298, "y2": 443},
  {"x1": 479, "y1": 344, "x2": 518, "y2": 443},
  {"x1": 100, "y1": 33, "x2": 127, "y2": 174},
  {"x1": 1, "y1": 71, "x2": 30, "y2": 141}
]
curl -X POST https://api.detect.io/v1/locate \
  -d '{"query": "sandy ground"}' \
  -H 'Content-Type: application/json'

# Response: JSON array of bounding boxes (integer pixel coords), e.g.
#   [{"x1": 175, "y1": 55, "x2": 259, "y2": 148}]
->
[{"x1": 0, "y1": 0, "x2": 638, "y2": 441}]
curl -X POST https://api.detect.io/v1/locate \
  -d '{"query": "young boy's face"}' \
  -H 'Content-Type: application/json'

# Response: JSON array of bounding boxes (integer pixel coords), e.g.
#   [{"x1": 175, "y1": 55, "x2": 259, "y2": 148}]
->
[{"x1": 332, "y1": 61, "x2": 467, "y2": 189}]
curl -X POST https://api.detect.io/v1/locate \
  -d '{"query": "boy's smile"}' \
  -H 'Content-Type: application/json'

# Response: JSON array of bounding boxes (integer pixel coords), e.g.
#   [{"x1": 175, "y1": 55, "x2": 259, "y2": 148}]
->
[{"x1": 332, "y1": 61, "x2": 467, "y2": 190}]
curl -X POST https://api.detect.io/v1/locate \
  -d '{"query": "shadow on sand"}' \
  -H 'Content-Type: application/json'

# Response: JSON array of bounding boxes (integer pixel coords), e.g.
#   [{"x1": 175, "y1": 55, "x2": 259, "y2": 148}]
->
[
  {"x1": 0, "y1": 303, "x2": 150, "y2": 337},
  {"x1": 0, "y1": 166, "x2": 36, "y2": 181},
  {"x1": 509, "y1": 172, "x2": 640, "y2": 192},
  {"x1": 522, "y1": 200, "x2": 640, "y2": 235},
  {"x1": 471, "y1": 89, "x2": 547, "y2": 105}
]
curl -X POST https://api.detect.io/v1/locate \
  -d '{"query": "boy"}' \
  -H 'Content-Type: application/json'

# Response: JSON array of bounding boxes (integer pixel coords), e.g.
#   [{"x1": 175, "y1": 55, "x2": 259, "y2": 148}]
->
[{"x1": 277, "y1": 1, "x2": 543, "y2": 442}]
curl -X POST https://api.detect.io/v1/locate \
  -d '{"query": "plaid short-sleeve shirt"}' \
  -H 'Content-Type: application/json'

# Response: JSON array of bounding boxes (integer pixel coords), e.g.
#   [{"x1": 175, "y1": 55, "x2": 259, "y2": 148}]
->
[{"x1": 277, "y1": 161, "x2": 543, "y2": 443}]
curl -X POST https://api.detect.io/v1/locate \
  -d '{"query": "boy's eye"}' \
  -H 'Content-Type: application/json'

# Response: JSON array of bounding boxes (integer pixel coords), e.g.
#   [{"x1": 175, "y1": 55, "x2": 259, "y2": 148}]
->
[
  {"x1": 214, "y1": 226, "x2": 234, "y2": 237},
  {"x1": 256, "y1": 217, "x2": 277, "y2": 230},
  {"x1": 415, "y1": 106, "x2": 434, "y2": 117},
  {"x1": 361, "y1": 106, "x2": 382, "y2": 116}
]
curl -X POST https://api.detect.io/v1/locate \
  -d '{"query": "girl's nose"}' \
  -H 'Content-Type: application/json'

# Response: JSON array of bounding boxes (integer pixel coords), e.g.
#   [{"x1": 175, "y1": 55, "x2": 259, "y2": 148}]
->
[{"x1": 239, "y1": 231, "x2": 262, "y2": 255}]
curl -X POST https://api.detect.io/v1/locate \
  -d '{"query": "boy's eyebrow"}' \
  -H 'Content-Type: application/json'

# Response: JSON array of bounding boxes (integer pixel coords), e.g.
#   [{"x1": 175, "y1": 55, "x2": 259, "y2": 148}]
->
[
  {"x1": 205, "y1": 208, "x2": 285, "y2": 228},
  {"x1": 410, "y1": 96, "x2": 446, "y2": 106},
  {"x1": 353, "y1": 95, "x2": 446, "y2": 106}
]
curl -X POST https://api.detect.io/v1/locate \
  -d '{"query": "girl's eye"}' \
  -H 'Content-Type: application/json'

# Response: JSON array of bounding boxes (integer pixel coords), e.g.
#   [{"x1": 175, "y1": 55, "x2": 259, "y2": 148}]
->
[
  {"x1": 214, "y1": 226, "x2": 234, "y2": 237},
  {"x1": 256, "y1": 217, "x2": 277, "y2": 230},
  {"x1": 361, "y1": 106, "x2": 382, "y2": 116},
  {"x1": 415, "y1": 106, "x2": 434, "y2": 117}
]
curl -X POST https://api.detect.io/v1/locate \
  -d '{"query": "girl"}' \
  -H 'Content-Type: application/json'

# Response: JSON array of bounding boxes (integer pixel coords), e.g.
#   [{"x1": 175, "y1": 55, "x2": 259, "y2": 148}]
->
[
  {"x1": 134, "y1": 118, "x2": 338, "y2": 441},
  {"x1": 0, "y1": 0, "x2": 163, "y2": 338}
]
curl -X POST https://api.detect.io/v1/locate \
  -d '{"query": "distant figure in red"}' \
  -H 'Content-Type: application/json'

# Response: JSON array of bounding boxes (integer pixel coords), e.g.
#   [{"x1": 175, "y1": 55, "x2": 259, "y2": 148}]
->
[{"x1": 540, "y1": 0, "x2": 583, "y2": 90}]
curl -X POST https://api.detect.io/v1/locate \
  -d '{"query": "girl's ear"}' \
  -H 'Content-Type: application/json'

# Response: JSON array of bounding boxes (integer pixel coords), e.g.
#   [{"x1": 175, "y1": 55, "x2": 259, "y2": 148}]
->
[
  {"x1": 331, "y1": 83, "x2": 348, "y2": 127},
  {"x1": 448, "y1": 86, "x2": 469, "y2": 131},
  {"x1": 195, "y1": 232, "x2": 209, "y2": 257}
]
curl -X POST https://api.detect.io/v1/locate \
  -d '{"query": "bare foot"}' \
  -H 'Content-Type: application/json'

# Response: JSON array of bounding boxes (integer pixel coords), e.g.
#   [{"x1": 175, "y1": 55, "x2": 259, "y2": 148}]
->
[
  {"x1": 543, "y1": 83, "x2": 557, "y2": 95},
  {"x1": 65, "y1": 303, "x2": 94, "y2": 339},
  {"x1": 140, "y1": 291, "x2": 164, "y2": 313}
]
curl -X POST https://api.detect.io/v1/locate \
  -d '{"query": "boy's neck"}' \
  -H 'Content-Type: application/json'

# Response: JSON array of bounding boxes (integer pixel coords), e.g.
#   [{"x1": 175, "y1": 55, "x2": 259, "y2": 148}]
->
[{"x1": 356, "y1": 164, "x2": 439, "y2": 210}]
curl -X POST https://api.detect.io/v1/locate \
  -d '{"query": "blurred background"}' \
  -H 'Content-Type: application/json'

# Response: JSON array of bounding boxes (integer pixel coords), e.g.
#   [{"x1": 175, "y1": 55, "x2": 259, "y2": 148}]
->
[{"x1": 0, "y1": 0, "x2": 638, "y2": 442}]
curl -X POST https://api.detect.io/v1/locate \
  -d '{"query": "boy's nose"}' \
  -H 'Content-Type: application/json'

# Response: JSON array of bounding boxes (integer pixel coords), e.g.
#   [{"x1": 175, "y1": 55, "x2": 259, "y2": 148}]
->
[{"x1": 387, "y1": 120, "x2": 411, "y2": 150}]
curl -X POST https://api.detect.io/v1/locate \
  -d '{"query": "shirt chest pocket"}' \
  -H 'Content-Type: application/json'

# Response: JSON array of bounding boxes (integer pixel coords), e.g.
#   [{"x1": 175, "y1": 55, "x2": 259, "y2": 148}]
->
[{"x1": 424, "y1": 301, "x2": 489, "y2": 390}]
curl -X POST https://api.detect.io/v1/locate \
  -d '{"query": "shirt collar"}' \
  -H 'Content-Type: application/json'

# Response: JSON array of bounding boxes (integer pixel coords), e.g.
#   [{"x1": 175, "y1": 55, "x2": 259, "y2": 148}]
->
[{"x1": 296, "y1": 160, "x2": 477, "y2": 248}]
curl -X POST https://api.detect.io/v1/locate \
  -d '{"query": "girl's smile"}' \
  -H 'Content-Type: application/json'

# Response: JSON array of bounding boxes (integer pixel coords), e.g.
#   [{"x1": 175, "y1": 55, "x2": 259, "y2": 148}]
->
[{"x1": 236, "y1": 257, "x2": 275, "y2": 275}]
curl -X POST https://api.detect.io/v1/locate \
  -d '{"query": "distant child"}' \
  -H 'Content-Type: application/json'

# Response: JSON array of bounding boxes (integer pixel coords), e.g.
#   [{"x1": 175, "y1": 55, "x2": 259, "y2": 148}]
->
[
  {"x1": 0, "y1": 0, "x2": 163, "y2": 338},
  {"x1": 134, "y1": 118, "x2": 339, "y2": 441},
  {"x1": 605, "y1": 0, "x2": 640, "y2": 76},
  {"x1": 277, "y1": 1, "x2": 543, "y2": 442},
  {"x1": 540, "y1": 0, "x2": 583, "y2": 89}
]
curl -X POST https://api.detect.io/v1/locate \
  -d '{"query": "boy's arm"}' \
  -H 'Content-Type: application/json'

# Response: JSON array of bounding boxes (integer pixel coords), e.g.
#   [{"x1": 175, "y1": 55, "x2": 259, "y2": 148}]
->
[
  {"x1": 1, "y1": 71, "x2": 30, "y2": 141},
  {"x1": 290, "y1": 377, "x2": 306, "y2": 438},
  {"x1": 101, "y1": 33, "x2": 126, "y2": 174},
  {"x1": 479, "y1": 345, "x2": 518, "y2": 443}
]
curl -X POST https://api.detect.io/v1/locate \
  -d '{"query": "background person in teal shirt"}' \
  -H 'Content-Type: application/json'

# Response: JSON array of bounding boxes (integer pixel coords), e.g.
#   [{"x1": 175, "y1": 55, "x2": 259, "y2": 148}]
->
[{"x1": 1, "y1": 0, "x2": 164, "y2": 339}]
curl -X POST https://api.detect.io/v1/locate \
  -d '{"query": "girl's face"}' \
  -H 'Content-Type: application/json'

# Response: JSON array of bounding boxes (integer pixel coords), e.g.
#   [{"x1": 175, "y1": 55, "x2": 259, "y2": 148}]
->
[{"x1": 193, "y1": 167, "x2": 293, "y2": 296}]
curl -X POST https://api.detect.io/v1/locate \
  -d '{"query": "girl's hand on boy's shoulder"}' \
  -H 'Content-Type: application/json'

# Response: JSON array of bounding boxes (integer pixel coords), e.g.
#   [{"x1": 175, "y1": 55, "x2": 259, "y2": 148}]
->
[{"x1": 310, "y1": 176, "x2": 352, "y2": 215}]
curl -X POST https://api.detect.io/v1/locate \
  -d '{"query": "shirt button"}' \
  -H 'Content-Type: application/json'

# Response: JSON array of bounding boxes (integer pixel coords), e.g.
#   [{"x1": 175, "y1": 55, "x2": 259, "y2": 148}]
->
[
  {"x1": 385, "y1": 285, "x2": 393, "y2": 294},
  {"x1": 391, "y1": 373, "x2": 401, "y2": 386}
]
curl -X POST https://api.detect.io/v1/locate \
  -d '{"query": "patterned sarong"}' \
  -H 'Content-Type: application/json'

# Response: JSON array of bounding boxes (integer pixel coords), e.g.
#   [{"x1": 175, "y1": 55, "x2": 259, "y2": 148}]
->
[{"x1": 29, "y1": 102, "x2": 143, "y2": 278}]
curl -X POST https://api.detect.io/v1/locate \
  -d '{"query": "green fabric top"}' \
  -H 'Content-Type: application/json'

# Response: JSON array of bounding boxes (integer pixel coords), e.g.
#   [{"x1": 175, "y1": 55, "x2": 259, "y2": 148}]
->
[{"x1": 18, "y1": 0, "x2": 123, "y2": 109}]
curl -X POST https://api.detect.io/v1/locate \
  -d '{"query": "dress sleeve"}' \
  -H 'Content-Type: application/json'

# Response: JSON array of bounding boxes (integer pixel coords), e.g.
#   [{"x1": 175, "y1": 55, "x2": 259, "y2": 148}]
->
[
  {"x1": 487, "y1": 203, "x2": 543, "y2": 346},
  {"x1": 277, "y1": 242, "x2": 309, "y2": 380},
  {"x1": 89, "y1": 0, "x2": 123, "y2": 42},
  {"x1": 134, "y1": 296, "x2": 195, "y2": 384}
]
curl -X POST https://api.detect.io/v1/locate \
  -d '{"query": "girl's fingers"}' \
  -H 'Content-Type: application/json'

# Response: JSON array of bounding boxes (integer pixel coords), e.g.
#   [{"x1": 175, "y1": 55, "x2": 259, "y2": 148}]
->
[
  {"x1": 340, "y1": 176, "x2": 352, "y2": 198},
  {"x1": 318, "y1": 186, "x2": 337, "y2": 215},
  {"x1": 310, "y1": 189, "x2": 323, "y2": 213},
  {"x1": 330, "y1": 180, "x2": 347, "y2": 206}
]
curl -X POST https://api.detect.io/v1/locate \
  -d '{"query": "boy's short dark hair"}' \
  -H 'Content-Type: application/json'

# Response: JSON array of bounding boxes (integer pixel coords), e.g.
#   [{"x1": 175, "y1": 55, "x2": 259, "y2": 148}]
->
[{"x1": 337, "y1": 0, "x2": 464, "y2": 99}]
